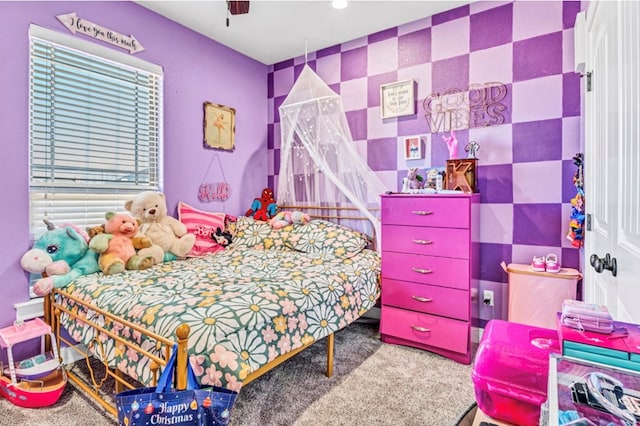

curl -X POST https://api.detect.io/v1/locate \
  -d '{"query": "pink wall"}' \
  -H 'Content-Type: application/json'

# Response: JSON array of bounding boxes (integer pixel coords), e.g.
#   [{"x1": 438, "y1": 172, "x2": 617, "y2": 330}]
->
[{"x1": 0, "y1": 1, "x2": 268, "y2": 331}]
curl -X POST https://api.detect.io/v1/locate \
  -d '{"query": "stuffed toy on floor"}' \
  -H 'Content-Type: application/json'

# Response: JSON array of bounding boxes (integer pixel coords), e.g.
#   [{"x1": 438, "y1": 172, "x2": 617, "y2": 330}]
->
[
  {"x1": 89, "y1": 212, "x2": 156, "y2": 274},
  {"x1": 21, "y1": 220, "x2": 101, "y2": 296},
  {"x1": 125, "y1": 191, "x2": 195, "y2": 261}
]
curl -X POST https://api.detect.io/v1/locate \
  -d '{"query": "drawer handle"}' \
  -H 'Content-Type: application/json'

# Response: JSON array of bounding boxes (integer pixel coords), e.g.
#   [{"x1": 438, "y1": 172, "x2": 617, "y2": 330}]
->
[
  {"x1": 411, "y1": 210, "x2": 433, "y2": 216},
  {"x1": 412, "y1": 239, "x2": 432, "y2": 245},
  {"x1": 412, "y1": 267, "x2": 433, "y2": 274},
  {"x1": 412, "y1": 296, "x2": 432, "y2": 302},
  {"x1": 411, "y1": 325, "x2": 431, "y2": 333}
]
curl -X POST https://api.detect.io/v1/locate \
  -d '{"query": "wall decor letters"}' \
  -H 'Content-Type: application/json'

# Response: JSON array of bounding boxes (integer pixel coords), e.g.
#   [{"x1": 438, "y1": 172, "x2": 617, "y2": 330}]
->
[
  {"x1": 56, "y1": 13, "x2": 145, "y2": 54},
  {"x1": 423, "y1": 82, "x2": 507, "y2": 133}
]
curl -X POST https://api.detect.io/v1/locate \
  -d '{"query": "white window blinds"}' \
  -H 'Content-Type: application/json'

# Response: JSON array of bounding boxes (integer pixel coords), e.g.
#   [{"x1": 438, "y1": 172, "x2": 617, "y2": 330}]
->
[{"x1": 28, "y1": 26, "x2": 163, "y2": 238}]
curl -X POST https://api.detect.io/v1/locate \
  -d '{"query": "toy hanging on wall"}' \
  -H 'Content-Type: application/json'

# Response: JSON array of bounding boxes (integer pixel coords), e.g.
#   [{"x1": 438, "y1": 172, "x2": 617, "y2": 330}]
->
[{"x1": 566, "y1": 153, "x2": 585, "y2": 248}]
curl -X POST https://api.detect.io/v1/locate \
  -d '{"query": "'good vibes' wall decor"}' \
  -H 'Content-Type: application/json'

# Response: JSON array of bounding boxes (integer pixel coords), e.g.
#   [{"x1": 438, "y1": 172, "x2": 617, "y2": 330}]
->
[{"x1": 423, "y1": 82, "x2": 507, "y2": 133}]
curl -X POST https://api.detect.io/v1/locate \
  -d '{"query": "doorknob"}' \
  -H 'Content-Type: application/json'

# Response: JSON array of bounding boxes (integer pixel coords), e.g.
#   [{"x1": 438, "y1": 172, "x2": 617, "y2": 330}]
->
[{"x1": 590, "y1": 253, "x2": 618, "y2": 277}]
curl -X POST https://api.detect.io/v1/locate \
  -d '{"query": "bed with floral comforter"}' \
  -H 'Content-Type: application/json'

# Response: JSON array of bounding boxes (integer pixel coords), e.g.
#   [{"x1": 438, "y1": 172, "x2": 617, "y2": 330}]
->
[{"x1": 57, "y1": 218, "x2": 380, "y2": 391}]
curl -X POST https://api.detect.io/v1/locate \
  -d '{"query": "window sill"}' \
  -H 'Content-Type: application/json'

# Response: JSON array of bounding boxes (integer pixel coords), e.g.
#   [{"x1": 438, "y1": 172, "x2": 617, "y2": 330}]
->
[{"x1": 14, "y1": 298, "x2": 44, "y2": 322}]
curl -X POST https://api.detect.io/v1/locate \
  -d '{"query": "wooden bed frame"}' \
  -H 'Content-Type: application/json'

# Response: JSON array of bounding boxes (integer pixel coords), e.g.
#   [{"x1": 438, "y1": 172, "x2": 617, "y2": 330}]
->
[{"x1": 43, "y1": 204, "x2": 378, "y2": 417}]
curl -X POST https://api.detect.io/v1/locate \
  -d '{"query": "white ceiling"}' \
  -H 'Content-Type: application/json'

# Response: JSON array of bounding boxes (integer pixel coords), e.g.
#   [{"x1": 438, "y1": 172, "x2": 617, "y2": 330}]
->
[{"x1": 134, "y1": 1, "x2": 473, "y2": 65}]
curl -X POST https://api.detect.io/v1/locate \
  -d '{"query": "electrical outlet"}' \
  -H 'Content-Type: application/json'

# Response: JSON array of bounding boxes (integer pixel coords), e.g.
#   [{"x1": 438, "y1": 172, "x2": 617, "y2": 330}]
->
[{"x1": 483, "y1": 290, "x2": 494, "y2": 307}]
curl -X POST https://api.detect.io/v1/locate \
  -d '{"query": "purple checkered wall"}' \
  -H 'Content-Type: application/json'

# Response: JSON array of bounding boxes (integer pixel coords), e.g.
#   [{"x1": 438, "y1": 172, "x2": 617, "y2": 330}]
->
[{"x1": 267, "y1": 1, "x2": 583, "y2": 321}]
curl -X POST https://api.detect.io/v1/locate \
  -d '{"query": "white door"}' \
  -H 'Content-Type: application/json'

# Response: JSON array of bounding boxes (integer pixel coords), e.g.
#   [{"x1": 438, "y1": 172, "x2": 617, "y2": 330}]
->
[
  {"x1": 612, "y1": 1, "x2": 640, "y2": 323},
  {"x1": 583, "y1": 1, "x2": 640, "y2": 323},
  {"x1": 584, "y1": 1, "x2": 617, "y2": 312}
]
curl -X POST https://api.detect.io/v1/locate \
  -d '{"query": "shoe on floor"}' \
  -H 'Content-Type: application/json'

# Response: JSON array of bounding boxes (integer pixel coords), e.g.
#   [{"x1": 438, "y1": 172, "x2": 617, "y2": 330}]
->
[
  {"x1": 545, "y1": 253, "x2": 560, "y2": 273},
  {"x1": 531, "y1": 256, "x2": 546, "y2": 272}
]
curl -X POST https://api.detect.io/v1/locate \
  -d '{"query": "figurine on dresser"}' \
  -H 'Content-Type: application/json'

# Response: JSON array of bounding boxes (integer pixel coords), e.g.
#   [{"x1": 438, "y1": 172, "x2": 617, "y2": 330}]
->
[{"x1": 401, "y1": 167, "x2": 424, "y2": 192}]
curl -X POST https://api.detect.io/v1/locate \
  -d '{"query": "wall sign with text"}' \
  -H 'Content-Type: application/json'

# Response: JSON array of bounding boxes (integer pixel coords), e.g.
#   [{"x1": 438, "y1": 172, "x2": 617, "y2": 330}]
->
[
  {"x1": 380, "y1": 79, "x2": 415, "y2": 119},
  {"x1": 423, "y1": 82, "x2": 507, "y2": 133},
  {"x1": 57, "y1": 13, "x2": 145, "y2": 54}
]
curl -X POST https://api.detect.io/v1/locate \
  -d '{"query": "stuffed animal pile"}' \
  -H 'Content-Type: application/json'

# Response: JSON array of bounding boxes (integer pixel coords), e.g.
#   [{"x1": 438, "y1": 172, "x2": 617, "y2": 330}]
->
[
  {"x1": 125, "y1": 191, "x2": 195, "y2": 261},
  {"x1": 21, "y1": 220, "x2": 101, "y2": 296},
  {"x1": 89, "y1": 212, "x2": 156, "y2": 274}
]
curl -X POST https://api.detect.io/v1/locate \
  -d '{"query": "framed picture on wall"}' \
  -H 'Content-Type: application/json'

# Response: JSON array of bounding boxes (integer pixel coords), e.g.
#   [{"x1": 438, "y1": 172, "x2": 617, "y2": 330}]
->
[
  {"x1": 404, "y1": 135, "x2": 424, "y2": 160},
  {"x1": 380, "y1": 79, "x2": 415, "y2": 119},
  {"x1": 203, "y1": 102, "x2": 236, "y2": 151}
]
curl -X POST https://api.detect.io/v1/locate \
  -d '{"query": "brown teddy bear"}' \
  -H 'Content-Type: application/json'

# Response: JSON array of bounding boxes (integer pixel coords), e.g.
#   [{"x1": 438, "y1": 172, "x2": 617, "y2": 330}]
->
[
  {"x1": 89, "y1": 212, "x2": 156, "y2": 274},
  {"x1": 125, "y1": 191, "x2": 195, "y2": 260}
]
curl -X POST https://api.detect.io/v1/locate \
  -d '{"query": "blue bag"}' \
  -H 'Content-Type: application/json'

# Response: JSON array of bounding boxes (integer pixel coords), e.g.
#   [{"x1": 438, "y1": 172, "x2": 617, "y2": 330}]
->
[{"x1": 116, "y1": 345, "x2": 238, "y2": 426}]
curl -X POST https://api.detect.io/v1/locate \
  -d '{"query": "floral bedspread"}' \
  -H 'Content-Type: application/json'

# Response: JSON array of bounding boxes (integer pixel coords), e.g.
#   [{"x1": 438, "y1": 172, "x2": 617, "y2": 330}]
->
[{"x1": 58, "y1": 247, "x2": 380, "y2": 391}]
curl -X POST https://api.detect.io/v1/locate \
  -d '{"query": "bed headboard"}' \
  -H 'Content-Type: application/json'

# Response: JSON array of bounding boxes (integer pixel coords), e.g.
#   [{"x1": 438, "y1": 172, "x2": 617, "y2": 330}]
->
[{"x1": 277, "y1": 204, "x2": 380, "y2": 250}]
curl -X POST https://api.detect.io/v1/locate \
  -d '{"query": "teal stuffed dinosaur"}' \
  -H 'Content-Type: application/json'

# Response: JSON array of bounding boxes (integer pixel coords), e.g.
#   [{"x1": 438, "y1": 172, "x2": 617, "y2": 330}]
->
[{"x1": 21, "y1": 220, "x2": 100, "y2": 296}]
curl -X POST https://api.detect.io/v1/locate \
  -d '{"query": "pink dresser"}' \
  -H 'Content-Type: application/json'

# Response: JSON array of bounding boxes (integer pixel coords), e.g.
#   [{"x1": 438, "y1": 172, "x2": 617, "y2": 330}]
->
[{"x1": 379, "y1": 193, "x2": 480, "y2": 364}]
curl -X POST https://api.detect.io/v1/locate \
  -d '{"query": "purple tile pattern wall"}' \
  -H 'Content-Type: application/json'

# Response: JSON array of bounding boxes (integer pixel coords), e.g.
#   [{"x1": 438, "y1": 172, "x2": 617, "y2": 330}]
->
[{"x1": 267, "y1": 1, "x2": 583, "y2": 321}]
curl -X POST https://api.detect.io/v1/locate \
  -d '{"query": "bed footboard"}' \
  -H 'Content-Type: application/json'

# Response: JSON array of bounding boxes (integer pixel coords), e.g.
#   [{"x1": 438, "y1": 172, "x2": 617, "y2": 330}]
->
[
  {"x1": 44, "y1": 289, "x2": 335, "y2": 417},
  {"x1": 44, "y1": 288, "x2": 189, "y2": 416}
]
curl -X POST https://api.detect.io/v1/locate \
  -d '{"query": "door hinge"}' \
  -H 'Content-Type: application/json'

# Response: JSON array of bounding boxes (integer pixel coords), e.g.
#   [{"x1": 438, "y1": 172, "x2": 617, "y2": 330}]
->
[
  {"x1": 586, "y1": 213, "x2": 592, "y2": 231},
  {"x1": 586, "y1": 71, "x2": 592, "y2": 92}
]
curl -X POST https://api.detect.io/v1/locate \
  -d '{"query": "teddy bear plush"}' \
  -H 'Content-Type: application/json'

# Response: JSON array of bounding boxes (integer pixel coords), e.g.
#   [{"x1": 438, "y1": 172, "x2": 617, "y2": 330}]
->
[
  {"x1": 89, "y1": 212, "x2": 156, "y2": 275},
  {"x1": 21, "y1": 220, "x2": 101, "y2": 296},
  {"x1": 86, "y1": 224, "x2": 106, "y2": 239},
  {"x1": 268, "y1": 210, "x2": 311, "y2": 229},
  {"x1": 246, "y1": 188, "x2": 277, "y2": 221},
  {"x1": 125, "y1": 191, "x2": 196, "y2": 260}
]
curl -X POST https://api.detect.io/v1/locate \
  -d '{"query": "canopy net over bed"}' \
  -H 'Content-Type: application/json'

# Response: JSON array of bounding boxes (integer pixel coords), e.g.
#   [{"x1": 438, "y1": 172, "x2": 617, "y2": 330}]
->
[{"x1": 278, "y1": 65, "x2": 388, "y2": 249}]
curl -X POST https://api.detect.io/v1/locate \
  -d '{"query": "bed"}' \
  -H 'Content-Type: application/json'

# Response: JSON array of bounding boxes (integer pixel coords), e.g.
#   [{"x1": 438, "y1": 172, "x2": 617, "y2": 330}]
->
[{"x1": 44, "y1": 211, "x2": 381, "y2": 416}]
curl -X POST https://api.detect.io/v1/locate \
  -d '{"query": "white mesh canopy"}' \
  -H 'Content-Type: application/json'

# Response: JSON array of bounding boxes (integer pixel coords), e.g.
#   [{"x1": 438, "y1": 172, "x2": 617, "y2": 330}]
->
[{"x1": 277, "y1": 65, "x2": 388, "y2": 249}]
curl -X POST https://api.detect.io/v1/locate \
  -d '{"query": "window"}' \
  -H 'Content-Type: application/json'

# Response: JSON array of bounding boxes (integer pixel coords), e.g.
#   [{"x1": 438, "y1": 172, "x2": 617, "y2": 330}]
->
[{"x1": 28, "y1": 25, "x2": 163, "y2": 238}]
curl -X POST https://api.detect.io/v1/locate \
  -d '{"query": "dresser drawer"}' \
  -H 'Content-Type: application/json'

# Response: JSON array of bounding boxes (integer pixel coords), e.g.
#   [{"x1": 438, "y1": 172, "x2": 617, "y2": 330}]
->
[
  {"x1": 382, "y1": 224, "x2": 469, "y2": 258},
  {"x1": 381, "y1": 251, "x2": 469, "y2": 290},
  {"x1": 382, "y1": 278, "x2": 469, "y2": 321},
  {"x1": 381, "y1": 195, "x2": 469, "y2": 228},
  {"x1": 380, "y1": 306, "x2": 469, "y2": 354}
]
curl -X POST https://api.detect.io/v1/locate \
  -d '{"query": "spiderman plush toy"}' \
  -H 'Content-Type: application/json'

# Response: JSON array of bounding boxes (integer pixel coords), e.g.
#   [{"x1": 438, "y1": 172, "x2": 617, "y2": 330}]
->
[{"x1": 245, "y1": 188, "x2": 277, "y2": 221}]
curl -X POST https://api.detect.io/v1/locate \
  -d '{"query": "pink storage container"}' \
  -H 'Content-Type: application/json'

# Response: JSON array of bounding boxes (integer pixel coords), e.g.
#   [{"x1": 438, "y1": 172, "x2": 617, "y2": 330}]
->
[
  {"x1": 472, "y1": 319, "x2": 561, "y2": 426},
  {"x1": 502, "y1": 262, "x2": 582, "y2": 330}
]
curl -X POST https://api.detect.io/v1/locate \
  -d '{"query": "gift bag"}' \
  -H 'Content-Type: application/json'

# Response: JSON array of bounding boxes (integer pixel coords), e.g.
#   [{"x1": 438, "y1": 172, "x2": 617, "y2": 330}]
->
[{"x1": 116, "y1": 345, "x2": 238, "y2": 426}]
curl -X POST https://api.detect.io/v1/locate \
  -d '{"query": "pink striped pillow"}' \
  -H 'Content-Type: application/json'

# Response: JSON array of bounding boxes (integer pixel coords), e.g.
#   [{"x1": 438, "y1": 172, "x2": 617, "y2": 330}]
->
[{"x1": 178, "y1": 201, "x2": 227, "y2": 257}]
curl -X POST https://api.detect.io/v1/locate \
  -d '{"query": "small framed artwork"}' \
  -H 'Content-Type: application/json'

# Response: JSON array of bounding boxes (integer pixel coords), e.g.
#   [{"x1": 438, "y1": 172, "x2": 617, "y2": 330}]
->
[
  {"x1": 380, "y1": 79, "x2": 415, "y2": 119},
  {"x1": 404, "y1": 135, "x2": 425, "y2": 160},
  {"x1": 203, "y1": 102, "x2": 236, "y2": 151}
]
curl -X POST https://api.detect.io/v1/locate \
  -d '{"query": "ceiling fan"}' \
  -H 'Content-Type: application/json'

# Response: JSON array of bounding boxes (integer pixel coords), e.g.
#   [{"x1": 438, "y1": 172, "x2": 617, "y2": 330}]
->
[{"x1": 226, "y1": 1, "x2": 250, "y2": 26}]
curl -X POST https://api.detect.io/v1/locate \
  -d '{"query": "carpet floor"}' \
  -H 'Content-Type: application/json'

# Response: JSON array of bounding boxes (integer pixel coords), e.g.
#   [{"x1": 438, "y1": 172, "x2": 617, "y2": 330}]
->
[{"x1": 0, "y1": 321, "x2": 476, "y2": 425}]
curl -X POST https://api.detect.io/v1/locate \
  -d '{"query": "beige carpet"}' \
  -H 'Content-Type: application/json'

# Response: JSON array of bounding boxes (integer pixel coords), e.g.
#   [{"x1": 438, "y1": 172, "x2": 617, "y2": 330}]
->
[
  {"x1": 294, "y1": 343, "x2": 475, "y2": 426},
  {"x1": 0, "y1": 322, "x2": 476, "y2": 425}
]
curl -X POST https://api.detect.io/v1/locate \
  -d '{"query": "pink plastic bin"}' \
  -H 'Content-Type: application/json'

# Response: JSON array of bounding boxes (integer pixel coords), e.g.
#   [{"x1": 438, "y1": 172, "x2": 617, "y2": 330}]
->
[{"x1": 472, "y1": 319, "x2": 560, "y2": 426}]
